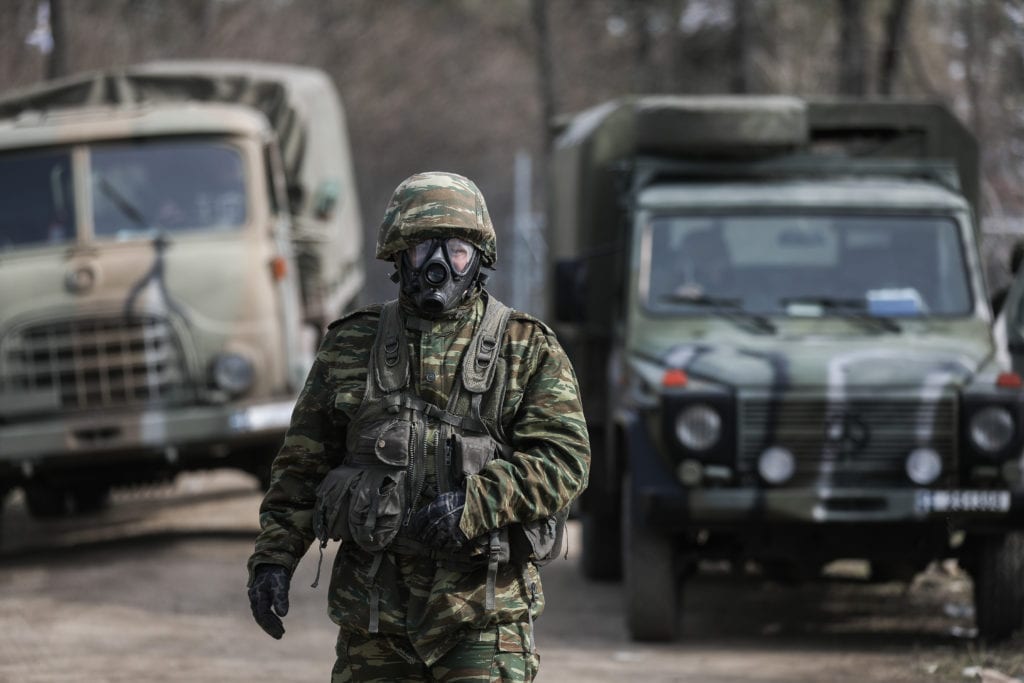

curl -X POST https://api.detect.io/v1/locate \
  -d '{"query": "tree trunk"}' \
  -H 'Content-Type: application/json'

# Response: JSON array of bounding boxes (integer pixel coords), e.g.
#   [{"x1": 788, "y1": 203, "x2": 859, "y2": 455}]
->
[
  {"x1": 837, "y1": 0, "x2": 866, "y2": 95},
  {"x1": 628, "y1": 1, "x2": 656, "y2": 93},
  {"x1": 878, "y1": 0, "x2": 912, "y2": 96},
  {"x1": 730, "y1": 0, "x2": 753, "y2": 93},
  {"x1": 47, "y1": 0, "x2": 69, "y2": 80},
  {"x1": 531, "y1": 0, "x2": 557, "y2": 156}
]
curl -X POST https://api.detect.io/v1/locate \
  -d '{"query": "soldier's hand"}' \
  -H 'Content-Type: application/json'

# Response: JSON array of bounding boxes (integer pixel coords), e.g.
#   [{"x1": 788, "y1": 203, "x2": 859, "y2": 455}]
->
[
  {"x1": 248, "y1": 564, "x2": 291, "y2": 639},
  {"x1": 408, "y1": 490, "x2": 469, "y2": 551}
]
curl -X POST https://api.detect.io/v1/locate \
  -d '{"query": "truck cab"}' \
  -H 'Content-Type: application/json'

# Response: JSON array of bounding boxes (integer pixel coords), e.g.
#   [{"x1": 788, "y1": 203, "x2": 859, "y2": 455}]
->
[{"x1": 0, "y1": 63, "x2": 362, "y2": 519}]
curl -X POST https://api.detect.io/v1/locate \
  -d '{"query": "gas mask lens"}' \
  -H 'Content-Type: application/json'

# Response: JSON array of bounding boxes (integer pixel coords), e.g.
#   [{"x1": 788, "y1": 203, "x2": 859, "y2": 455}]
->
[{"x1": 406, "y1": 238, "x2": 476, "y2": 276}]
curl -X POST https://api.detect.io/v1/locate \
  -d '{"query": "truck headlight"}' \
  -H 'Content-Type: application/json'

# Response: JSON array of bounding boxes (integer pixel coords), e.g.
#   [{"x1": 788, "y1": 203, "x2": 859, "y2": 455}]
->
[
  {"x1": 211, "y1": 352, "x2": 255, "y2": 396},
  {"x1": 675, "y1": 404, "x2": 721, "y2": 451},
  {"x1": 905, "y1": 448, "x2": 942, "y2": 485},
  {"x1": 969, "y1": 406, "x2": 1015, "y2": 453},
  {"x1": 758, "y1": 446, "x2": 795, "y2": 484}
]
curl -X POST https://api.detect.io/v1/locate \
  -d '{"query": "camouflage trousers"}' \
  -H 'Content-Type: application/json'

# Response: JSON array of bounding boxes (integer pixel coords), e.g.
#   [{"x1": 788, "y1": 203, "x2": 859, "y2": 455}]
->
[{"x1": 331, "y1": 622, "x2": 539, "y2": 682}]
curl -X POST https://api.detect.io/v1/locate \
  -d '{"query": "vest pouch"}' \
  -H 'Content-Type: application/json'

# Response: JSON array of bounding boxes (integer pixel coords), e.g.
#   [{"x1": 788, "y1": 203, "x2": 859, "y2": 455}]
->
[
  {"x1": 509, "y1": 506, "x2": 570, "y2": 566},
  {"x1": 451, "y1": 433, "x2": 500, "y2": 482},
  {"x1": 347, "y1": 467, "x2": 407, "y2": 553},
  {"x1": 353, "y1": 419, "x2": 412, "y2": 468},
  {"x1": 314, "y1": 464, "x2": 364, "y2": 544}
]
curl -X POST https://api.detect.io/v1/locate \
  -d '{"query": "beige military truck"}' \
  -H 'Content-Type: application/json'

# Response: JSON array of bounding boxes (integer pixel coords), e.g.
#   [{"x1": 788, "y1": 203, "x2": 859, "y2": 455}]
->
[
  {"x1": 0, "y1": 61, "x2": 363, "y2": 517},
  {"x1": 552, "y1": 96, "x2": 1024, "y2": 642}
]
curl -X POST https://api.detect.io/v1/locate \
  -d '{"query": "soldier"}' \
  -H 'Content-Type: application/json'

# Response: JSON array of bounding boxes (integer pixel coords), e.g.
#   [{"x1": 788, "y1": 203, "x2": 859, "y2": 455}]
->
[{"x1": 247, "y1": 171, "x2": 590, "y2": 682}]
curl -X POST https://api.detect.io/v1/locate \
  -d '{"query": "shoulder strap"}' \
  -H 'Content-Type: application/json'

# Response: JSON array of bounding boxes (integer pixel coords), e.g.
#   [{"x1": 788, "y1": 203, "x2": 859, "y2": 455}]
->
[
  {"x1": 461, "y1": 294, "x2": 513, "y2": 394},
  {"x1": 371, "y1": 300, "x2": 409, "y2": 394}
]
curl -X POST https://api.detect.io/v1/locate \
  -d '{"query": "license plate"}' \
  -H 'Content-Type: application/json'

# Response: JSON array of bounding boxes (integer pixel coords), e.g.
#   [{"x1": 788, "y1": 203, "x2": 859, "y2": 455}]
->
[{"x1": 915, "y1": 490, "x2": 1011, "y2": 514}]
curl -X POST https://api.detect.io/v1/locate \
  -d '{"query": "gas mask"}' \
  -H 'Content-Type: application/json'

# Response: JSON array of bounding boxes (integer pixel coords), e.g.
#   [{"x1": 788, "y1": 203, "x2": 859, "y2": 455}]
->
[{"x1": 398, "y1": 237, "x2": 481, "y2": 315}]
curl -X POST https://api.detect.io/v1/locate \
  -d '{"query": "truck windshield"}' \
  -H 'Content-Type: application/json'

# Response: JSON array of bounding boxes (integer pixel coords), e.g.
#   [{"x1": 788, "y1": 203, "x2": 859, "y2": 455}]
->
[
  {"x1": 643, "y1": 214, "x2": 972, "y2": 317},
  {"x1": 0, "y1": 147, "x2": 75, "y2": 251},
  {"x1": 91, "y1": 140, "x2": 247, "y2": 239}
]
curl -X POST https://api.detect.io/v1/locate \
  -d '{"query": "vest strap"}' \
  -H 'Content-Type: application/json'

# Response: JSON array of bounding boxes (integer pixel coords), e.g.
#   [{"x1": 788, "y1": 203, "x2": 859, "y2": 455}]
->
[
  {"x1": 485, "y1": 531, "x2": 501, "y2": 610},
  {"x1": 366, "y1": 551, "x2": 385, "y2": 634},
  {"x1": 461, "y1": 296, "x2": 513, "y2": 394},
  {"x1": 384, "y1": 393, "x2": 488, "y2": 433},
  {"x1": 373, "y1": 301, "x2": 409, "y2": 393}
]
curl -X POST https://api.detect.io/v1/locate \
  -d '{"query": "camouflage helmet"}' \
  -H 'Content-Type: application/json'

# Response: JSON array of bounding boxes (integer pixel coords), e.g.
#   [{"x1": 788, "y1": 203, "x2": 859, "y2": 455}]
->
[{"x1": 376, "y1": 171, "x2": 497, "y2": 267}]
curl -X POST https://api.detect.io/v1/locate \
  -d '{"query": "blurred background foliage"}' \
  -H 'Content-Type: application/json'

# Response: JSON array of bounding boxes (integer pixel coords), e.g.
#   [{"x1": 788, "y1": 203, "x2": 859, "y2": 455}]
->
[{"x1": 1, "y1": 0, "x2": 1023, "y2": 300}]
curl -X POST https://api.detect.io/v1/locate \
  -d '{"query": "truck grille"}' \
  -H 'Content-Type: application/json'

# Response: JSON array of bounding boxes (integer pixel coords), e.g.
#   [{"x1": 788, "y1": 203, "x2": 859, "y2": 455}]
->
[
  {"x1": 2, "y1": 315, "x2": 190, "y2": 411},
  {"x1": 739, "y1": 396, "x2": 958, "y2": 487}
]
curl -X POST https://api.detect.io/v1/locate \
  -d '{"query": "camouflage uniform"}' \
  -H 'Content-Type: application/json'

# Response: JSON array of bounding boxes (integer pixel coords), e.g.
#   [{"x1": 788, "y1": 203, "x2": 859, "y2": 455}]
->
[{"x1": 248, "y1": 172, "x2": 590, "y2": 682}]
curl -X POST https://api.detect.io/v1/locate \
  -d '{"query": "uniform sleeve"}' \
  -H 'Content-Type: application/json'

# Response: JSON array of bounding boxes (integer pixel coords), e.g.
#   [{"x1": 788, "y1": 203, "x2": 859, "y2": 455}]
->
[
  {"x1": 460, "y1": 323, "x2": 591, "y2": 538},
  {"x1": 246, "y1": 311, "x2": 379, "y2": 581},
  {"x1": 245, "y1": 345, "x2": 344, "y2": 582}
]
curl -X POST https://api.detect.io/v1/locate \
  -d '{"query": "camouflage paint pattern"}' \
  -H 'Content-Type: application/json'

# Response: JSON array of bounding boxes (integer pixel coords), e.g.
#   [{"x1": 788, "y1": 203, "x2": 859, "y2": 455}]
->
[
  {"x1": 376, "y1": 172, "x2": 497, "y2": 267},
  {"x1": 248, "y1": 291, "x2": 590, "y2": 667}
]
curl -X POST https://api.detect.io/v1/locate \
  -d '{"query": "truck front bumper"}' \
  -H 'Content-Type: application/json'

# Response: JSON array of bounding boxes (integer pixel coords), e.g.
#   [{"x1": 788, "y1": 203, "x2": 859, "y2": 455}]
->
[
  {"x1": 0, "y1": 399, "x2": 295, "y2": 472},
  {"x1": 639, "y1": 485, "x2": 1024, "y2": 530}
]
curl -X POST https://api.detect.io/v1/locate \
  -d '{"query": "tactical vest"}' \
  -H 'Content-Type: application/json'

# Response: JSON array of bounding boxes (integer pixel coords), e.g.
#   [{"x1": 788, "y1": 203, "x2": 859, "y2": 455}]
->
[{"x1": 313, "y1": 293, "x2": 567, "y2": 632}]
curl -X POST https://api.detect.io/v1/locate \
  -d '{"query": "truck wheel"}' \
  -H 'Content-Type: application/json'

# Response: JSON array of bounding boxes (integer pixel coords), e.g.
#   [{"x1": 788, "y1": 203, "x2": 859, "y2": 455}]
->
[
  {"x1": 70, "y1": 484, "x2": 111, "y2": 514},
  {"x1": 24, "y1": 484, "x2": 69, "y2": 518},
  {"x1": 622, "y1": 476, "x2": 680, "y2": 641},
  {"x1": 580, "y1": 493, "x2": 622, "y2": 581},
  {"x1": 972, "y1": 532, "x2": 1024, "y2": 641}
]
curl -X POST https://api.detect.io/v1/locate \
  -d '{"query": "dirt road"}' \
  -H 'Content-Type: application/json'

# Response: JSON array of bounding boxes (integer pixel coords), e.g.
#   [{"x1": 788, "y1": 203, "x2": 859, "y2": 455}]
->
[{"x1": 0, "y1": 471, "x2": 1018, "y2": 682}]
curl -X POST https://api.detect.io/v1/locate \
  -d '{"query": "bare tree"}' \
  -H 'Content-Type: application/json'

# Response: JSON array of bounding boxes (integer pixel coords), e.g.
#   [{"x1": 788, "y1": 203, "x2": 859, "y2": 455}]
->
[
  {"x1": 626, "y1": 0, "x2": 657, "y2": 93},
  {"x1": 532, "y1": 0, "x2": 557, "y2": 154},
  {"x1": 730, "y1": 0, "x2": 753, "y2": 93},
  {"x1": 837, "y1": 0, "x2": 866, "y2": 95},
  {"x1": 878, "y1": 0, "x2": 912, "y2": 96},
  {"x1": 47, "y1": 0, "x2": 68, "y2": 79}
]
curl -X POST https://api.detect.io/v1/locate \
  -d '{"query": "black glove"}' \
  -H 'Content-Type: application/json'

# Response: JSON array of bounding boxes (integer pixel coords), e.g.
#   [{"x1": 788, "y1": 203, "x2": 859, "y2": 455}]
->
[
  {"x1": 248, "y1": 564, "x2": 291, "y2": 639},
  {"x1": 408, "y1": 490, "x2": 469, "y2": 551}
]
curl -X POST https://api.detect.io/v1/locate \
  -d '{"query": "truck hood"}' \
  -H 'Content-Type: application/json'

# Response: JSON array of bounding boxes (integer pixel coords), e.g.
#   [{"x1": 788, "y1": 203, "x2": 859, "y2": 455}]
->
[
  {"x1": 635, "y1": 324, "x2": 994, "y2": 391},
  {"x1": 0, "y1": 235, "x2": 270, "y2": 333}
]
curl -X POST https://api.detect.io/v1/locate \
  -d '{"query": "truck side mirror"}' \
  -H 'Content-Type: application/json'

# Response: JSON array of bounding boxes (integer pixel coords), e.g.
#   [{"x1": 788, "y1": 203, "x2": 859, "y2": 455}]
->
[
  {"x1": 287, "y1": 183, "x2": 305, "y2": 215},
  {"x1": 1011, "y1": 239, "x2": 1024, "y2": 275},
  {"x1": 313, "y1": 179, "x2": 340, "y2": 220},
  {"x1": 554, "y1": 258, "x2": 587, "y2": 323}
]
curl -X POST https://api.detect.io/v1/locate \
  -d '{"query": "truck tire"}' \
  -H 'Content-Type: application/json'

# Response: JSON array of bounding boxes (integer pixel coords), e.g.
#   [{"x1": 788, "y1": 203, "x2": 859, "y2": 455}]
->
[
  {"x1": 24, "y1": 484, "x2": 68, "y2": 518},
  {"x1": 70, "y1": 484, "x2": 111, "y2": 514},
  {"x1": 622, "y1": 476, "x2": 680, "y2": 641},
  {"x1": 580, "y1": 492, "x2": 622, "y2": 581},
  {"x1": 972, "y1": 532, "x2": 1024, "y2": 642}
]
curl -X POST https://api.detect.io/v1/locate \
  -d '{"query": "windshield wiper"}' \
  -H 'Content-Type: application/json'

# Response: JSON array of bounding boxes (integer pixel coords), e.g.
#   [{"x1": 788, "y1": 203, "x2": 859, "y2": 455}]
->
[
  {"x1": 98, "y1": 177, "x2": 152, "y2": 231},
  {"x1": 661, "y1": 292, "x2": 777, "y2": 334},
  {"x1": 780, "y1": 295, "x2": 901, "y2": 333}
]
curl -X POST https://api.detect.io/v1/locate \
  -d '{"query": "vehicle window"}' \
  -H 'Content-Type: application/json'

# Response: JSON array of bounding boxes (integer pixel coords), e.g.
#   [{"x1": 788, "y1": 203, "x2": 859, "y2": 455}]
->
[
  {"x1": 643, "y1": 215, "x2": 973, "y2": 316},
  {"x1": 0, "y1": 147, "x2": 75, "y2": 251},
  {"x1": 91, "y1": 140, "x2": 247, "y2": 239}
]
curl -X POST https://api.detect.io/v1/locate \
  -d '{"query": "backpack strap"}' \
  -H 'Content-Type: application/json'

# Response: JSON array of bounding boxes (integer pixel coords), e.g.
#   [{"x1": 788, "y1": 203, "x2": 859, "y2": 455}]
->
[
  {"x1": 372, "y1": 300, "x2": 409, "y2": 394},
  {"x1": 461, "y1": 294, "x2": 513, "y2": 394}
]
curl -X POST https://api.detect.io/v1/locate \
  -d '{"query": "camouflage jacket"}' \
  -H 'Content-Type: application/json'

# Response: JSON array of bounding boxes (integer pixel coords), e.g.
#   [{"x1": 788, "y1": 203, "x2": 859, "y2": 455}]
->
[{"x1": 247, "y1": 291, "x2": 590, "y2": 664}]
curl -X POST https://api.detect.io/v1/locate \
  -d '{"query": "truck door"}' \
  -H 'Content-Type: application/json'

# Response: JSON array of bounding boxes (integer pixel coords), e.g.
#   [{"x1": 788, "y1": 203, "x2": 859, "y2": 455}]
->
[{"x1": 1000, "y1": 242, "x2": 1024, "y2": 374}]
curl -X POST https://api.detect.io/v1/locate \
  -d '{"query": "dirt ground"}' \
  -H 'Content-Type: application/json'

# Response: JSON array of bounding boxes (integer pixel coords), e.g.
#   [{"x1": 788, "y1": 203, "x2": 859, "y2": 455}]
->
[{"x1": 1, "y1": 470, "x2": 1023, "y2": 683}]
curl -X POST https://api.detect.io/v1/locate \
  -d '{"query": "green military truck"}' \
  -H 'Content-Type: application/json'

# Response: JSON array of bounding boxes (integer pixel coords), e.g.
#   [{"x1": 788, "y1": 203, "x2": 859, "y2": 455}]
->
[
  {"x1": 0, "y1": 61, "x2": 363, "y2": 518},
  {"x1": 551, "y1": 96, "x2": 1024, "y2": 641}
]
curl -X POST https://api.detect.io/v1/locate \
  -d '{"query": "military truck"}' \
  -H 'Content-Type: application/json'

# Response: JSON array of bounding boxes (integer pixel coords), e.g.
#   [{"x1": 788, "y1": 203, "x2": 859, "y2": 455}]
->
[
  {"x1": 551, "y1": 96, "x2": 1024, "y2": 641},
  {"x1": 0, "y1": 61, "x2": 363, "y2": 518}
]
